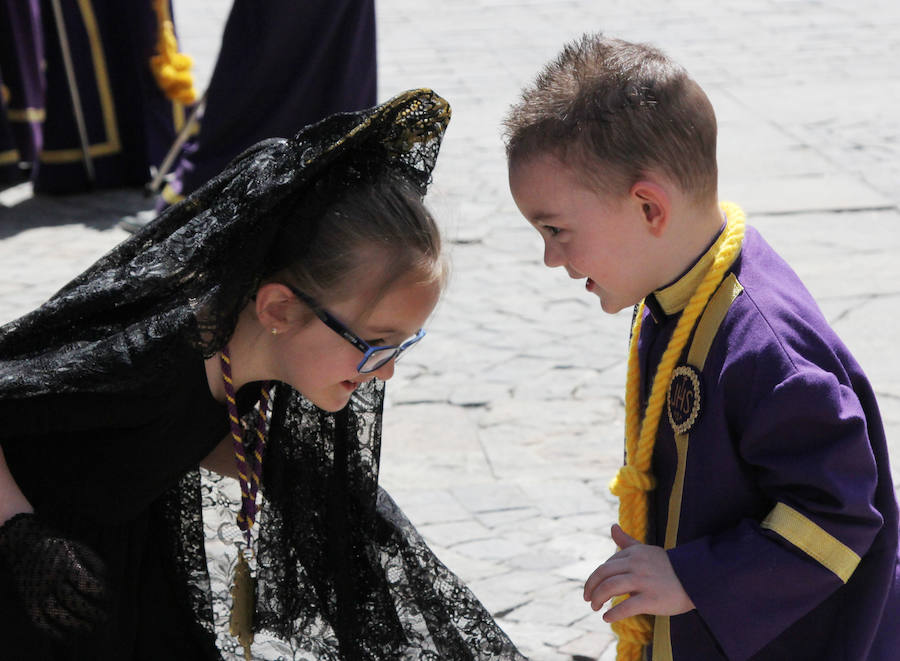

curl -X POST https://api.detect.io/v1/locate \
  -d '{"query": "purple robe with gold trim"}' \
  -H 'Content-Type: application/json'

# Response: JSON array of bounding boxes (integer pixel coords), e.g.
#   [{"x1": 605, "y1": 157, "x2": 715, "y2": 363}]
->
[
  {"x1": 639, "y1": 225, "x2": 899, "y2": 660},
  {"x1": 0, "y1": 0, "x2": 182, "y2": 193},
  {"x1": 159, "y1": 0, "x2": 377, "y2": 208},
  {"x1": 0, "y1": 0, "x2": 43, "y2": 183}
]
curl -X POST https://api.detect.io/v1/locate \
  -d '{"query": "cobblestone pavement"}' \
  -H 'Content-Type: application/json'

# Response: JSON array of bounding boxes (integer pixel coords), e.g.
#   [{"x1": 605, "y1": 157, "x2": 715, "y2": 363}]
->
[{"x1": 1, "y1": 1, "x2": 899, "y2": 659}]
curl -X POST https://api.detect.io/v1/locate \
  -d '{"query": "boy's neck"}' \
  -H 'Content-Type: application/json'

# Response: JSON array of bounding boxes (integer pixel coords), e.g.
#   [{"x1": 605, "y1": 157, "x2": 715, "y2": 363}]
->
[{"x1": 654, "y1": 199, "x2": 726, "y2": 293}]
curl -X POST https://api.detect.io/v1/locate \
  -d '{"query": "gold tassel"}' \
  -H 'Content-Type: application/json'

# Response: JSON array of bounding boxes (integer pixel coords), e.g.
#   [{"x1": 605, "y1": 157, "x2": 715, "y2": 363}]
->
[
  {"x1": 150, "y1": 0, "x2": 197, "y2": 104},
  {"x1": 229, "y1": 548, "x2": 255, "y2": 661}
]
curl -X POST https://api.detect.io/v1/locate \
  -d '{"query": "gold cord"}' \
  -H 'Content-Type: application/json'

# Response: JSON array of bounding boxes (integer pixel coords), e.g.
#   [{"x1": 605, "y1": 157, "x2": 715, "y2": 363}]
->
[{"x1": 610, "y1": 202, "x2": 746, "y2": 660}]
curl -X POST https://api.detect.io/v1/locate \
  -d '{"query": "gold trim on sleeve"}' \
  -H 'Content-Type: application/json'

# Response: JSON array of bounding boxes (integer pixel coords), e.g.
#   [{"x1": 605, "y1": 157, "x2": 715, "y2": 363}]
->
[{"x1": 761, "y1": 502, "x2": 861, "y2": 583}]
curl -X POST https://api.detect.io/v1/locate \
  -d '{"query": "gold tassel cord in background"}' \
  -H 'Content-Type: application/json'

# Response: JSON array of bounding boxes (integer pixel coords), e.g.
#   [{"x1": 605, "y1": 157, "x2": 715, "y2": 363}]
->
[
  {"x1": 609, "y1": 203, "x2": 746, "y2": 660},
  {"x1": 150, "y1": 0, "x2": 197, "y2": 105}
]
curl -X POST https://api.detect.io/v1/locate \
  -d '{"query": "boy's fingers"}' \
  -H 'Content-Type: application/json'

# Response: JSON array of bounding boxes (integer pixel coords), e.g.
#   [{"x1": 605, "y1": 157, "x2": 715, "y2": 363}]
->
[
  {"x1": 587, "y1": 573, "x2": 635, "y2": 611},
  {"x1": 583, "y1": 557, "x2": 628, "y2": 600},
  {"x1": 603, "y1": 593, "x2": 648, "y2": 623},
  {"x1": 611, "y1": 524, "x2": 639, "y2": 549}
]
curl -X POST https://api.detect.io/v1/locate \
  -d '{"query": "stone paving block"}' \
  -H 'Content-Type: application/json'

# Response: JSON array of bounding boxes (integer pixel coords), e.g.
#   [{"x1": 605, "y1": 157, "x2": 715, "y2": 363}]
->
[
  {"x1": 449, "y1": 481, "x2": 531, "y2": 513},
  {"x1": 381, "y1": 404, "x2": 490, "y2": 488},
  {"x1": 498, "y1": 620, "x2": 588, "y2": 660},
  {"x1": 385, "y1": 488, "x2": 473, "y2": 526},
  {"x1": 576, "y1": 607, "x2": 622, "y2": 635},
  {"x1": 480, "y1": 398, "x2": 618, "y2": 432},
  {"x1": 422, "y1": 545, "x2": 508, "y2": 585},
  {"x1": 561, "y1": 511, "x2": 619, "y2": 534},
  {"x1": 381, "y1": 452, "x2": 494, "y2": 491},
  {"x1": 453, "y1": 536, "x2": 534, "y2": 562},
  {"x1": 467, "y1": 584, "x2": 530, "y2": 620},
  {"x1": 516, "y1": 479, "x2": 609, "y2": 519},
  {"x1": 476, "y1": 507, "x2": 544, "y2": 529},
  {"x1": 598, "y1": 639, "x2": 620, "y2": 661},
  {"x1": 474, "y1": 568, "x2": 573, "y2": 599},
  {"x1": 476, "y1": 428, "x2": 624, "y2": 484},
  {"x1": 419, "y1": 519, "x2": 494, "y2": 547},
  {"x1": 505, "y1": 590, "x2": 596, "y2": 628},
  {"x1": 492, "y1": 509, "x2": 578, "y2": 537},
  {"x1": 719, "y1": 134, "x2": 838, "y2": 179},
  {"x1": 469, "y1": 569, "x2": 571, "y2": 616},
  {"x1": 383, "y1": 374, "x2": 459, "y2": 404},
  {"x1": 508, "y1": 549, "x2": 582, "y2": 572},
  {"x1": 558, "y1": 631, "x2": 617, "y2": 660},
  {"x1": 720, "y1": 173, "x2": 893, "y2": 216},
  {"x1": 555, "y1": 558, "x2": 602, "y2": 583},
  {"x1": 449, "y1": 381, "x2": 511, "y2": 406},
  {"x1": 544, "y1": 531, "x2": 615, "y2": 563}
]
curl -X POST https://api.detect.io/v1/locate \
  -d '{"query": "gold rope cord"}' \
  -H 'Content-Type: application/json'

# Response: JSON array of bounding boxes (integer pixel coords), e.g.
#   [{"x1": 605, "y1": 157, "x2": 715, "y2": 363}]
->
[
  {"x1": 150, "y1": 0, "x2": 196, "y2": 104},
  {"x1": 609, "y1": 202, "x2": 746, "y2": 660}
]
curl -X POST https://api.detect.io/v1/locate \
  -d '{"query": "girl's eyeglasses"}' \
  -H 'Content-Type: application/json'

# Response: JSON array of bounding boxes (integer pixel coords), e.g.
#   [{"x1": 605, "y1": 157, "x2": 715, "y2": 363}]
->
[{"x1": 287, "y1": 285, "x2": 425, "y2": 374}]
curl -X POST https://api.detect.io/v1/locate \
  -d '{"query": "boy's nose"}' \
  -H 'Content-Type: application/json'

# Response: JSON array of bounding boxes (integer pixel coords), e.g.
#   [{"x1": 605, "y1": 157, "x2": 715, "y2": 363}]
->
[{"x1": 543, "y1": 239, "x2": 565, "y2": 268}]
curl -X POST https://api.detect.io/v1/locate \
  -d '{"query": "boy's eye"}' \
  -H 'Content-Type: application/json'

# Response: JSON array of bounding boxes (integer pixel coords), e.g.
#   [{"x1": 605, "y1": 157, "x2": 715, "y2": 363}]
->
[
  {"x1": 544, "y1": 225, "x2": 562, "y2": 236},
  {"x1": 365, "y1": 337, "x2": 386, "y2": 347}
]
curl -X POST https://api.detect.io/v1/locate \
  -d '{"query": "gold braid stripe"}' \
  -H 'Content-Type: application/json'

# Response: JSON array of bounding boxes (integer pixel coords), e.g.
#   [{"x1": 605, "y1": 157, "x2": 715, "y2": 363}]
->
[{"x1": 610, "y1": 203, "x2": 746, "y2": 660}]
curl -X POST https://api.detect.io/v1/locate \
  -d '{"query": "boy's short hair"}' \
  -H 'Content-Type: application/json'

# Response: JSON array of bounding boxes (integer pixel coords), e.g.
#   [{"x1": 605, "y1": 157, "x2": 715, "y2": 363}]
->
[{"x1": 504, "y1": 34, "x2": 718, "y2": 203}]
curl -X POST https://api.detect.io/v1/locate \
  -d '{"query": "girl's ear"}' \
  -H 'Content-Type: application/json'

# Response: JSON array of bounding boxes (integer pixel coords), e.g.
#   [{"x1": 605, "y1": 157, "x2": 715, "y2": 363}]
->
[
  {"x1": 630, "y1": 179, "x2": 671, "y2": 237},
  {"x1": 255, "y1": 283, "x2": 301, "y2": 332}
]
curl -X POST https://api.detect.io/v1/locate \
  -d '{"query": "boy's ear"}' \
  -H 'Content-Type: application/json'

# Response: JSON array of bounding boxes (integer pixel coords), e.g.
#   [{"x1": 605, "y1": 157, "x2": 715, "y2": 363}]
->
[
  {"x1": 630, "y1": 180, "x2": 670, "y2": 237},
  {"x1": 255, "y1": 282, "x2": 300, "y2": 331}
]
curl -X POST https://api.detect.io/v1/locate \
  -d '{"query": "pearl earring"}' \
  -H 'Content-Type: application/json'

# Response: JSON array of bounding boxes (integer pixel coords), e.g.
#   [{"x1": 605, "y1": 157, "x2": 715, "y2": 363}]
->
[{"x1": 271, "y1": 328, "x2": 278, "y2": 335}]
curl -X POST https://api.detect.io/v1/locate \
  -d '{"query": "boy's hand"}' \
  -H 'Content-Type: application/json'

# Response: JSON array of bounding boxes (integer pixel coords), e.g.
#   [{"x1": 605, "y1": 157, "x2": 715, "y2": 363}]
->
[{"x1": 583, "y1": 524, "x2": 695, "y2": 622}]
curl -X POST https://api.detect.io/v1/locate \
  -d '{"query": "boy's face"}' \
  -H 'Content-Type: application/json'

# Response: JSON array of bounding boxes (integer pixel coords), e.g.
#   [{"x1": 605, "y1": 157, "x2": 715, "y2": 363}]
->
[{"x1": 509, "y1": 153, "x2": 658, "y2": 314}]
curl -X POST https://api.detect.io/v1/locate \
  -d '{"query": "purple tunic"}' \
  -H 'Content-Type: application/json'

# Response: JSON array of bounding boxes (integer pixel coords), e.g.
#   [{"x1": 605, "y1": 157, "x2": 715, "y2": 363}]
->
[{"x1": 639, "y1": 225, "x2": 900, "y2": 660}]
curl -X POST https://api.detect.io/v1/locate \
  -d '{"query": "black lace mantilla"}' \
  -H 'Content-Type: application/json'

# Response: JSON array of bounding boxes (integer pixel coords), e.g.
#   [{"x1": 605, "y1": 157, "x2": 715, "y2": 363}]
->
[
  {"x1": 0, "y1": 90, "x2": 451, "y2": 388},
  {"x1": 0, "y1": 90, "x2": 525, "y2": 659}
]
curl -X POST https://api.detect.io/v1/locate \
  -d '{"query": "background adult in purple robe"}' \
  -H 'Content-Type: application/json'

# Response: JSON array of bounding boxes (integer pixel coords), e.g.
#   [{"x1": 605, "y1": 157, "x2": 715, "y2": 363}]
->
[
  {"x1": 0, "y1": 0, "x2": 185, "y2": 193},
  {"x1": 0, "y1": 0, "x2": 44, "y2": 185},
  {"x1": 153, "y1": 0, "x2": 377, "y2": 212}
]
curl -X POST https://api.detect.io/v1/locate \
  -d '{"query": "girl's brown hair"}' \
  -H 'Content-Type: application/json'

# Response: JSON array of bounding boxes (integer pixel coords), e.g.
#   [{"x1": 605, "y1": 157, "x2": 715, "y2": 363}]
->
[{"x1": 266, "y1": 172, "x2": 445, "y2": 308}]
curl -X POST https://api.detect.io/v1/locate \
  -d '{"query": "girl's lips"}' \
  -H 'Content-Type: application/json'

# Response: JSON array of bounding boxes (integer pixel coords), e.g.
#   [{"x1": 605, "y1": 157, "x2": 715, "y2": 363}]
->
[{"x1": 586, "y1": 278, "x2": 596, "y2": 292}]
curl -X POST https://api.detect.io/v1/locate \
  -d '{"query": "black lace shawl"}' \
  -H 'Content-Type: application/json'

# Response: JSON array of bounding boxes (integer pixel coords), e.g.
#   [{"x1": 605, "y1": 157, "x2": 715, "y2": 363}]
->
[{"x1": 0, "y1": 90, "x2": 525, "y2": 659}]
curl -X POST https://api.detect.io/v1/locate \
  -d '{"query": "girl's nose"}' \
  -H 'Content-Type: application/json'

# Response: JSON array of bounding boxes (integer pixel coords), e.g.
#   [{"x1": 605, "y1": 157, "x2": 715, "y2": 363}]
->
[{"x1": 371, "y1": 357, "x2": 396, "y2": 381}]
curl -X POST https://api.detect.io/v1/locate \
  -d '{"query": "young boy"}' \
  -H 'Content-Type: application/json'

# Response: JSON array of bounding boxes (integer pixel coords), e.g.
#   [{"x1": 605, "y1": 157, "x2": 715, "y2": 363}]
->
[{"x1": 504, "y1": 34, "x2": 899, "y2": 660}]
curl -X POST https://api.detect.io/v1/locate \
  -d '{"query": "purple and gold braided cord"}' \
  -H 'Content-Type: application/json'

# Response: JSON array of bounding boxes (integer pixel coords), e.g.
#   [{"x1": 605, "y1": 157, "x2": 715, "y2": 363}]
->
[{"x1": 220, "y1": 345, "x2": 273, "y2": 546}]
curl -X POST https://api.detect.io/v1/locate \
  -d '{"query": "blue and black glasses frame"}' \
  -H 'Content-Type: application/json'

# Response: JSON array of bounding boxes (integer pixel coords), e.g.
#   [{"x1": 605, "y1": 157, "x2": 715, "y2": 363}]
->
[{"x1": 287, "y1": 285, "x2": 426, "y2": 374}]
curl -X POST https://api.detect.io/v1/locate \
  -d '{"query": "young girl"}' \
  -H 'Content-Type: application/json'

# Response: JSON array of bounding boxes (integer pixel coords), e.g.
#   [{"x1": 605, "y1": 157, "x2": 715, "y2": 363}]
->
[{"x1": 0, "y1": 90, "x2": 524, "y2": 660}]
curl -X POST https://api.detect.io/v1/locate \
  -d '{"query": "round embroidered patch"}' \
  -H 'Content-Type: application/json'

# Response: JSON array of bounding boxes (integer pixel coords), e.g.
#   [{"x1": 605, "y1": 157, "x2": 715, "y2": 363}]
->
[{"x1": 667, "y1": 364, "x2": 703, "y2": 434}]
